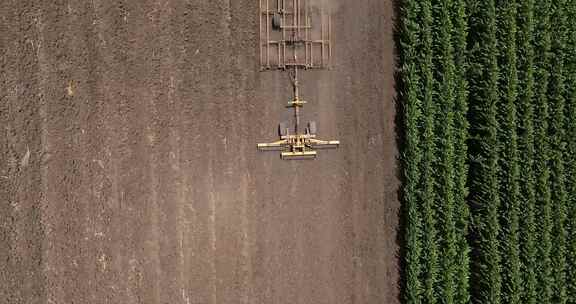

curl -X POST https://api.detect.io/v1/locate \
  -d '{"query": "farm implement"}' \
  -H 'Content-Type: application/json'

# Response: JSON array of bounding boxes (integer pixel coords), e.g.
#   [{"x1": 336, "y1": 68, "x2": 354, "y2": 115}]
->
[{"x1": 257, "y1": 0, "x2": 340, "y2": 160}]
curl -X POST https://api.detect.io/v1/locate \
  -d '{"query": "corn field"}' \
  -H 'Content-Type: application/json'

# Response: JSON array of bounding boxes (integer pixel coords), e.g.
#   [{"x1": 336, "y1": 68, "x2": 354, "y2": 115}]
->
[{"x1": 399, "y1": 0, "x2": 576, "y2": 303}]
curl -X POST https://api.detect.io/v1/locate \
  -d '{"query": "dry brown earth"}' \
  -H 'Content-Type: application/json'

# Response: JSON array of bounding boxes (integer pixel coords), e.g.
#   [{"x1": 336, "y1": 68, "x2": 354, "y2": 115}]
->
[{"x1": 0, "y1": 1, "x2": 399, "y2": 303}]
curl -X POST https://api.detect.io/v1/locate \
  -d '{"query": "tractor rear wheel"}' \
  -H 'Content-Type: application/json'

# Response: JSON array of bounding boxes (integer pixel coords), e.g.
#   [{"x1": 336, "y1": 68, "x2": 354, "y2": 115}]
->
[{"x1": 308, "y1": 121, "x2": 317, "y2": 135}]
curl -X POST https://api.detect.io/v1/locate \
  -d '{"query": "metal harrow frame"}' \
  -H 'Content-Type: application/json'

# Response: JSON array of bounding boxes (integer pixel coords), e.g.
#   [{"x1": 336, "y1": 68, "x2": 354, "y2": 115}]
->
[{"x1": 259, "y1": 0, "x2": 332, "y2": 70}]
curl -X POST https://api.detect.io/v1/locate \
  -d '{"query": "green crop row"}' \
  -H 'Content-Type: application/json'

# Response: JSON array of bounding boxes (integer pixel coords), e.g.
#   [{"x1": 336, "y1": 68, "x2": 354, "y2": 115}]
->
[
  {"x1": 400, "y1": 0, "x2": 423, "y2": 301},
  {"x1": 533, "y1": 0, "x2": 554, "y2": 302},
  {"x1": 420, "y1": 1, "x2": 440, "y2": 303},
  {"x1": 434, "y1": 0, "x2": 457, "y2": 302},
  {"x1": 516, "y1": 0, "x2": 538, "y2": 303},
  {"x1": 549, "y1": 1, "x2": 569, "y2": 303},
  {"x1": 567, "y1": 1, "x2": 576, "y2": 302},
  {"x1": 400, "y1": 0, "x2": 470, "y2": 303},
  {"x1": 468, "y1": 0, "x2": 502, "y2": 303},
  {"x1": 498, "y1": 1, "x2": 521, "y2": 303},
  {"x1": 400, "y1": 0, "x2": 576, "y2": 303},
  {"x1": 452, "y1": 1, "x2": 470, "y2": 302}
]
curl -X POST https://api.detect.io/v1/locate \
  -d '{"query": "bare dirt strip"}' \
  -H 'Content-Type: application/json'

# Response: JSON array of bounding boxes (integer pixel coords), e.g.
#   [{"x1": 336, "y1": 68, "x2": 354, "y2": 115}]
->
[{"x1": 0, "y1": 1, "x2": 399, "y2": 303}]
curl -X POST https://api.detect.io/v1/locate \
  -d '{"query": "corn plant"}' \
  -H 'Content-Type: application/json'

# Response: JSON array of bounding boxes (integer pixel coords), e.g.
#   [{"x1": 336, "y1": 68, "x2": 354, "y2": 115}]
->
[
  {"x1": 566, "y1": 1, "x2": 576, "y2": 303},
  {"x1": 467, "y1": 0, "x2": 502, "y2": 302},
  {"x1": 533, "y1": 0, "x2": 554, "y2": 302},
  {"x1": 496, "y1": 0, "x2": 522, "y2": 303},
  {"x1": 400, "y1": 0, "x2": 424, "y2": 302},
  {"x1": 419, "y1": 1, "x2": 440, "y2": 303},
  {"x1": 451, "y1": 1, "x2": 471, "y2": 302},
  {"x1": 432, "y1": 0, "x2": 458, "y2": 303},
  {"x1": 516, "y1": 0, "x2": 538, "y2": 303},
  {"x1": 549, "y1": 1, "x2": 569, "y2": 303}
]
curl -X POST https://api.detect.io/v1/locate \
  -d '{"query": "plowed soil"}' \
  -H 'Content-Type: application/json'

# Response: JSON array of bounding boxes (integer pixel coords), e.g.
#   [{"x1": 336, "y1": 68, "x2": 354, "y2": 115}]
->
[{"x1": 0, "y1": 1, "x2": 398, "y2": 303}]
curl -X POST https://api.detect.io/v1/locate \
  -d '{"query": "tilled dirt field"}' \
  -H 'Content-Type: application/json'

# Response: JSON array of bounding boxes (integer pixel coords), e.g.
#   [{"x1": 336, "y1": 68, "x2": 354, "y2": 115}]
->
[{"x1": 0, "y1": 1, "x2": 398, "y2": 303}]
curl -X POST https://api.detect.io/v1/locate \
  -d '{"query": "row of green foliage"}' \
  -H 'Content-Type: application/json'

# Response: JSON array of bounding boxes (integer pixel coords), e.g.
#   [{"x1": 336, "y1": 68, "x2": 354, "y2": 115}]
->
[
  {"x1": 468, "y1": 0, "x2": 502, "y2": 302},
  {"x1": 452, "y1": 0, "x2": 470, "y2": 301},
  {"x1": 400, "y1": 0, "x2": 576, "y2": 303},
  {"x1": 533, "y1": 0, "x2": 554, "y2": 302},
  {"x1": 400, "y1": 0, "x2": 470, "y2": 303},
  {"x1": 498, "y1": 1, "x2": 521, "y2": 303},
  {"x1": 567, "y1": 1, "x2": 576, "y2": 302},
  {"x1": 400, "y1": 0, "x2": 424, "y2": 301},
  {"x1": 516, "y1": 0, "x2": 538, "y2": 303},
  {"x1": 549, "y1": 1, "x2": 569, "y2": 303}
]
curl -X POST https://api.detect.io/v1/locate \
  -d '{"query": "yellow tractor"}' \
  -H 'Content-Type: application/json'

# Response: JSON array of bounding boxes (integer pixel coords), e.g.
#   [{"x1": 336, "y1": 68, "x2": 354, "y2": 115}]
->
[
  {"x1": 258, "y1": 121, "x2": 340, "y2": 160},
  {"x1": 257, "y1": 86, "x2": 339, "y2": 160},
  {"x1": 258, "y1": 0, "x2": 339, "y2": 160}
]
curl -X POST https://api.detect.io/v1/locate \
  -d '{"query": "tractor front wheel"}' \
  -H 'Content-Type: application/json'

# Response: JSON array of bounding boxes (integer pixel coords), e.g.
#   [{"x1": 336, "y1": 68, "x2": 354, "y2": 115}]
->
[{"x1": 279, "y1": 122, "x2": 288, "y2": 137}]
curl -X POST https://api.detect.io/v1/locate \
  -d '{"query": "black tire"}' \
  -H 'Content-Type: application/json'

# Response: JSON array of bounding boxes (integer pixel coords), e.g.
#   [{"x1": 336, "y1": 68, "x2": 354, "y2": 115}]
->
[
  {"x1": 272, "y1": 14, "x2": 281, "y2": 30},
  {"x1": 279, "y1": 122, "x2": 288, "y2": 137},
  {"x1": 308, "y1": 121, "x2": 317, "y2": 135}
]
